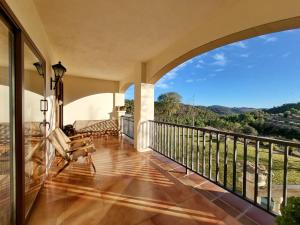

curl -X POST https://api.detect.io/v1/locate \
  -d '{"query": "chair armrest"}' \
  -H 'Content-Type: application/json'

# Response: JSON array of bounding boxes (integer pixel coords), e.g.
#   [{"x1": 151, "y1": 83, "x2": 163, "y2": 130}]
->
[
  {"x1": 70, "y1": 137, "x2": 91, "y2": 143},
  {"x1": 67, "y1": 143, "x2": 95, "y2": 152},
  {"x1": 69, "y1": 133, "x2": 90, "y2": 140}
]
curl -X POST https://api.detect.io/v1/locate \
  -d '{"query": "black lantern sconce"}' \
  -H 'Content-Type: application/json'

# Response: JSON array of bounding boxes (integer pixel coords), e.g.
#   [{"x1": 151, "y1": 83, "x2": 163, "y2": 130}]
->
[
  {"x1": 50, "y1": 61, "x2": 67, "y2": 90},
  {"x1": 33, "y1": 62, "x2": 44, "y2": 76}
]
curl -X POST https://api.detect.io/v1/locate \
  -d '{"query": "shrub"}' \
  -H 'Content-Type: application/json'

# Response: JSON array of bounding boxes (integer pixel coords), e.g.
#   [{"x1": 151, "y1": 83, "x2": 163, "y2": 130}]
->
[{"x1": 276, "y1": 197, "x2": 300, "y2": 225}]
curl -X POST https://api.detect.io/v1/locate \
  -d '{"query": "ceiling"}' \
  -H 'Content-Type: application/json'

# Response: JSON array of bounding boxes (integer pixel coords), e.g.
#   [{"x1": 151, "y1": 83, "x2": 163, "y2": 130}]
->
[{"x1": 33, "y1": 0, "x2": 225, "y2": 82}]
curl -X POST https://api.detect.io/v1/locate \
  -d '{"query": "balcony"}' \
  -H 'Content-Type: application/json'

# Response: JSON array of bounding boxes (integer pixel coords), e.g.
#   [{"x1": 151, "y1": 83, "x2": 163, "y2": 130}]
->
[{"x1": 26, "y1": 130, "x2": 277, "y2": 225}]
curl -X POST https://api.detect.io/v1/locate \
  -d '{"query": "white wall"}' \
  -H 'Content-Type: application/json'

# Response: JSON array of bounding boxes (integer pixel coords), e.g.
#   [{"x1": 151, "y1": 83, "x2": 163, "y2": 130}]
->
[
  {"x1": 64, "y1": 93, "x2": 124, "y2": 125},
  {"x1": 24, "y1": 90, "x2": 44, "y2": 122},
  {"x1": 0, "y1": 86, "x2": 44, "y2": 123},
  {"x1": 0, "y1": 85, "x2": 9, "y2": 123}
]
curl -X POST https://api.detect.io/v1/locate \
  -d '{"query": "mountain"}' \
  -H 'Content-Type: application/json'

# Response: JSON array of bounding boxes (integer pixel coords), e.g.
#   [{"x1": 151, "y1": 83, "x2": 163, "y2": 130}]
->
[
  {"x1": 207, "y1": 105, "x2": 257, "y2": 115},
  {"x1": 266, "y1": 102, "x2": 300, "y2": 114}
]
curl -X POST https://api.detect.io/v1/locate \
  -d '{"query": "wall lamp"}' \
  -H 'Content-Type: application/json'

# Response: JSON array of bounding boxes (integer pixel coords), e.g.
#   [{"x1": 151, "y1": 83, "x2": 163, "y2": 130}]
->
[
  {"x1": 33, "y1": 62, "x2": 49, "y2": 113},
  {"x1": 33, "y1": 62, "x2": 44, "y2": 76},
  {"x1": 50, "y1": 61, "x2": 67, "y2": 90}
]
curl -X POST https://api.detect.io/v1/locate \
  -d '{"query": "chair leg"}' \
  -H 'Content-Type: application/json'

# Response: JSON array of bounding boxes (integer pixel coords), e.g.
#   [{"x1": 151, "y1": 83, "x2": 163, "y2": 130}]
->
[
  {"x1": 89, "y1": 155, "x2": 96, "y2": 172},
  {"x1": 55, "y1": 161, "x2": 70, "y2": 177},
  {"x1": 56, "y1": 157, "x2": 64, "y2": 166}
]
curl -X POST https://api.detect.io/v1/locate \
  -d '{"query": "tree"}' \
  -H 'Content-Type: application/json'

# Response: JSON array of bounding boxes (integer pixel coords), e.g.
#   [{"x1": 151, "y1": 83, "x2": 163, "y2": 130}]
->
[
  {"x1": 157, "y1": 92, "x2": 182, "y2": 120},
  {"x1": 125, "y1": 99, "x2": 134, "y2": 115},
  {"x1": 284, "y1": 111, "x2": 292, "y2": 118},
  {"x1": 290, "y1": 108, "x2": 300, "y2": 115},
  {"x1": 242, "y1": 125, "x2": 258, "y2": 135}
]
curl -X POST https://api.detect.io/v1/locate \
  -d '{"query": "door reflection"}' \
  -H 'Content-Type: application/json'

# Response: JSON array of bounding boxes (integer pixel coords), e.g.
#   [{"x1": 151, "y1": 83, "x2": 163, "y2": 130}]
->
[{"x1": 24, "y1": 43, "x2": 46, "y2": 218}]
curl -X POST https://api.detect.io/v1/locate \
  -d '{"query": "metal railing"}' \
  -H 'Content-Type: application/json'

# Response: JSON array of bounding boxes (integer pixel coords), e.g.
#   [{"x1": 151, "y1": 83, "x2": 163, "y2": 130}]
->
[
  {"x1": 147, "y1": 120, "x2": 300, "y2": 215},
  {"x1": 121, "y1": 116, "x2": 134, "y2": 139}
]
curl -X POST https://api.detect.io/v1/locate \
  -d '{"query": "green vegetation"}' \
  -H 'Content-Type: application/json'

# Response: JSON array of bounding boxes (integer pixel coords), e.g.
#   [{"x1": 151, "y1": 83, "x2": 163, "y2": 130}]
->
[
  {"x1": 276, "y1": 197, "x2": 300, "y2": 225},
  {"x1": 154, "y1": 128, "x2": 300, "y2": 187},
  {"x1": 125, "y1": 91, "x2": 300, "y2": 213},
  {"x1": 126, "y1": 92, "x2": 300, "y2": 140},
  {"x1": 266, "y1": 102, "x2": 300, "y2": 114}
]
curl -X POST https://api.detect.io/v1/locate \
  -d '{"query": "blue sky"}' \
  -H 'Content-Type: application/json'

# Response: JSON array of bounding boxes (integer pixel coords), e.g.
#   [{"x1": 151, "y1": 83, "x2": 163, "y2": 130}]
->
[{"x1": 125, "y1": 29, "x2": 300, "y2": 108}]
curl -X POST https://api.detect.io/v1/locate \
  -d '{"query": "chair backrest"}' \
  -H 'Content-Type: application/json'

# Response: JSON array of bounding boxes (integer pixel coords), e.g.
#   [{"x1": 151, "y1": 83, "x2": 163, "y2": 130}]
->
[
  {"x1": 54, "y1": 128, "x2": 71, "y2": 152},
  {"x1": 47, "y1": 129, "x2": 69, "y2": 160},
  {"x1": 56, "y1": 128, "x2": 71, "y2": 143}
]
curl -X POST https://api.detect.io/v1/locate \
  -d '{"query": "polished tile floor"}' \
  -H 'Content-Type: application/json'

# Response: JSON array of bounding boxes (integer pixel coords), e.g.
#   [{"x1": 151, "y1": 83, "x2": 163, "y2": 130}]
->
[{"x1": 27, "y1": 136, "x2": 275, "y2": 225}]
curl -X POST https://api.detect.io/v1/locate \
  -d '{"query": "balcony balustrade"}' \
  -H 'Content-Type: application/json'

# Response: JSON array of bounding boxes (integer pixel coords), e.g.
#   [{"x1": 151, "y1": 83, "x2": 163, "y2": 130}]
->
[{"x1": 121, "y1": 116, "x2": 300, "y2": 215}]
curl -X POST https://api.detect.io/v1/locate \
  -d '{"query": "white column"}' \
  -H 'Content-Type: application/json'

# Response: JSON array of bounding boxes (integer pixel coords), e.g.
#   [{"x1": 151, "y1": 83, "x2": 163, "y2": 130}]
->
[
  {"x1": 134, "y1": 83, "x2": 154, "y2": 151},
  {"x1": 111, "y1": 93, "x2": 125, "y2": 129}
]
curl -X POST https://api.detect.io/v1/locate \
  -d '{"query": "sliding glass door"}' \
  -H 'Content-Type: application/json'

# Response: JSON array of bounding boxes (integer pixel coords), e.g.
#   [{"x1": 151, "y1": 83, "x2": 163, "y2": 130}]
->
[
  {"x1": 24, "y1": 43, "x2": 46, "y2": 219},
  {"x1": 0, "y1": 17, "x2": 14, "y2": 225}
]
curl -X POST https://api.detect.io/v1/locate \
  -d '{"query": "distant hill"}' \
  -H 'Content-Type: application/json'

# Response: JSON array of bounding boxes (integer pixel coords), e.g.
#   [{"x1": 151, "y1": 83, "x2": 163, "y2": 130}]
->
[
  {"x1": 266, "y1": 102, "x2": 300, "y2": 114},
  {"x1": 207, "y1": 105, "x2": 257, "y2": 115}
]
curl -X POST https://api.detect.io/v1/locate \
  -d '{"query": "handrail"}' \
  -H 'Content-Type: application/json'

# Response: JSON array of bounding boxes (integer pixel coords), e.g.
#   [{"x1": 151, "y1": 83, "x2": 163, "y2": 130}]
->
[
  {"x1": 149, "y1": 120, "x2": 300, "y2": 148},
  {"x1": 147, "y1": 119, "x2": 300, "y2": 216}
]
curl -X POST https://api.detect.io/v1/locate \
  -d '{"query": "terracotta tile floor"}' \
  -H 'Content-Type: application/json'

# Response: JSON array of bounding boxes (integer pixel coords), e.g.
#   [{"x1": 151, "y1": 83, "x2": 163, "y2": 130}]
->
[{"x1": 27, "y1": 136, "x2": 275, "y2": 225}]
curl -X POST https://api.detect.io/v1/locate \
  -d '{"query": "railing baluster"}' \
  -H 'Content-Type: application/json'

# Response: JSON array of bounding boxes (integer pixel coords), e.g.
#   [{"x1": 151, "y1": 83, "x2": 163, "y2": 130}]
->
[
  {"x1": 149, "y1": 121, "x2": 152, "y2": 148},
  {"x1": 170, "y1": 125, "x2": 174, "y2": 159},
  {"x1": 170, "y1": 125, "x2": 172, "y2": 158},
  {"x1": 152, "y1": 121, "x2": 154, "y2": 149},
  {"x1": 191, "y1": 128, "x2": 194, "y2": 170},
  {"x1": 197, "y1": 129, "x2": 200, "y2": 173},
  {"x1": 224, "y1": 135, "x2": 228, "y2": 188},
  {"x1": 202, "y1": 132, "x2": 206, "y2": 176},
  {"x1": 182, "y1": 127, "x2": 184, "y2": 165},
  {"x1": 153, "y1": 122, "x2": 156, "y2": 150},
  {"x1": 233, "y1": 136, "x2": 238, "y2": 192},
  {"x1": 267, "y1": 142, "x2": 273, "y2": 211},
  {"x1": 177, "y1": 126, "x2": 179, "y2": 161},
  {"x1": 173, "y1": 125, "x2": 176, "y2": 159},
  {"x1": 254, "y1": 140, "x2": 260, "y2": 204},
  {"x1": 186, "y1": 128, "x2": 189, "y2": 169},
  {"x1": 169, "y1": 124, "x2": 171, "y2": 157},
  {"x1": 208, "y1": 132, "x2": 212, "y2": 179},
  {"x1": 243, "y1": 138, "x2": 248, "y2": 198},
  {"x1": 160, "y1": 124, "x2": 164, "y2": 153},
  {"x1": 167, "y1": 124, "x2": 169, "y2": 157},
  {"x1": 156, "y1": 122, "x2": 158, "y2": 150},
  {"x1": 216, "y1": 133, "x2": 220, "y2": 183},
  {"x1": 283, "y1": 145, "x2": 288, "y2": 207},
  {"x1": 164, "y1": 124, "x2": 166, "y2": 155}
]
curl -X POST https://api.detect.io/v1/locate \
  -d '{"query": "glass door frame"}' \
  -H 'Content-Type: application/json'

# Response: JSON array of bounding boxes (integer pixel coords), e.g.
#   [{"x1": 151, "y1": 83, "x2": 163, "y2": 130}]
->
[{"x1": 0, "y1": 2, "x2": 46, "y2": 225}]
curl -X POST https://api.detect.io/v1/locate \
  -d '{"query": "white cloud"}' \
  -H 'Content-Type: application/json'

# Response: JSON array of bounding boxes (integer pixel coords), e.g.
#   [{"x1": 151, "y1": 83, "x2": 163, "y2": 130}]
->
[
  {"x1": 156, "y1": 81, "x2": 169, "y2": 89},
  {"x1": 212, "y1": 53, "x2": 227, "y2": 66},
  {"x1": 156, "y1": 59, "x2": 192, "y2": 89},
  {"x1": 282, "y1": 52, "x2": 291, "y2": 58},
  {"x1": 285, "y1": 30, "x2": 295, "y2": 33},
  {"x1": 197, "y1": 78, "x2": 207, "y2": 82},
  {"x1": 186, "y1": 79, "x2": 193, "y2": 83},
  {"x1": 230, "y1": 41, "x2": 247, "y2": 48},
  {"x1": 195, "y1": 59, "x2": 205, "y2": 68},
  {"x1": 215, "y1": 68, "x2": 224, "y2": 72},
  {"x1": 240, "y1": 53, "x2": 249, "y2": 58},
  {"x1": 259, "y1": 35, "x2": 278, "y2": 43}
]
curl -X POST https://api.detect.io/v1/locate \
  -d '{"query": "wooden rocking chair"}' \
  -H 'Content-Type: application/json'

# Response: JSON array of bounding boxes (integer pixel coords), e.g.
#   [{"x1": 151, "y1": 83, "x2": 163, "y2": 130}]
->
[{"x1": 48, "y1": 128, "x2": 96, "y2": 176}]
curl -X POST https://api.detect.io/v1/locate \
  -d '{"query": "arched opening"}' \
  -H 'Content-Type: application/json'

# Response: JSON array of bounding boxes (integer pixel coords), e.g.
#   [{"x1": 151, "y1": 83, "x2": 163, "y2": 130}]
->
[
  {"x1": 152, "y1": 28, "x2": 300, "y2": 214},
  {"x1": 149, "y1": 16, "x2": 300, "y2": 84}
]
